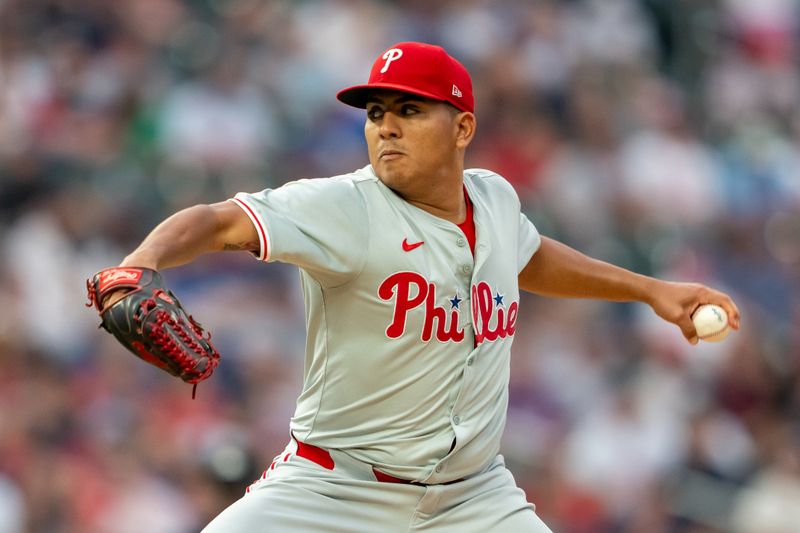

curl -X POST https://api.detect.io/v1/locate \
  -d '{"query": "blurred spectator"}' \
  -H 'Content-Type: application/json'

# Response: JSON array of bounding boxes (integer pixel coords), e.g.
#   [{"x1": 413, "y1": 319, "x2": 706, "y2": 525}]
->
[
  {"x1": 0, "y1": 474, "x2": 25, "y2": 533},
  {"x1": 618, "y1": 76, "x2": 723, "y2": 227},
  {"x1": 730, "y1": 421, "x2": 800, "y2": 533}
]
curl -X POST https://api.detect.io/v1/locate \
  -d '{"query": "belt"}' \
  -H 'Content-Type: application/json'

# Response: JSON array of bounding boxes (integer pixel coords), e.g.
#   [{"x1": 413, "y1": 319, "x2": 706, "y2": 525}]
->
[
  {"x1": 295, "y1": 438, "x2": 335, "y2": 470},
  {"x1": 294, "y1": 437, "x2": 464, "y2": 485}
]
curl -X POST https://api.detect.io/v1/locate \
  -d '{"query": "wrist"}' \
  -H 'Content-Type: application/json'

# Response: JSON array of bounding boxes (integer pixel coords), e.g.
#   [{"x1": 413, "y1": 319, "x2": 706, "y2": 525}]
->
[
  {"x1": 637, "y1": 276, "x2": 662, "y2": 307},
  {"x1": 120, "y1": 252, "x2": 159, "y2": 270}
]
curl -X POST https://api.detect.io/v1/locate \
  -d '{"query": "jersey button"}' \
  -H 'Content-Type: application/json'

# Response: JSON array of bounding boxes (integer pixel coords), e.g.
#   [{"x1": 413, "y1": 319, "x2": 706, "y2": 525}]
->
[
  {"x1": 453, "y1": 415, "x2": 461, "y2": 425},
  {"x1": 435, "y1": 465, "x2": 442, "y2": 473},
  {"x1": 456, "y1": 237, "x2": 466, "y2": 247},
  {"x1": 466, "y1": 357, "x2": 474, "y2": 366},
  {"x1": 461, "y1": 265, "x2": 472, "y2": 274}
]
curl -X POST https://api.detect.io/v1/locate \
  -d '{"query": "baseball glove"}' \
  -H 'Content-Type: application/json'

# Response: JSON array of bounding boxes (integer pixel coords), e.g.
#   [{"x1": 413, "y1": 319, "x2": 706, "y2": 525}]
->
[{"x1": 86, "y1": 267, "x2": 220, "y2": 397}]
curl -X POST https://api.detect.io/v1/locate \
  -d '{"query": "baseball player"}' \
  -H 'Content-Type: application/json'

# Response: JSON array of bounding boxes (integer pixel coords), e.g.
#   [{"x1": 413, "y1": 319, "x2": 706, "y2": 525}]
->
[{"x1": 100, "y1": 42, "x2": 740, "y2": 532}]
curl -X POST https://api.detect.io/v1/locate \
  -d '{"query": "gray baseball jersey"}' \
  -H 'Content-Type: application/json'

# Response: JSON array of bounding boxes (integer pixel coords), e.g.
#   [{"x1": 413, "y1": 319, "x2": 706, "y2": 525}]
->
[{"x1": 230, "y1": 164, "x2": 540, "y2": 484}]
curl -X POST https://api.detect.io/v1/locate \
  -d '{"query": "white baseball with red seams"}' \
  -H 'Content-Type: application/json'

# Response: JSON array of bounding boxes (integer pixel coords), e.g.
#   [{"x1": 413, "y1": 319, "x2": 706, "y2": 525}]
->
[{"x1": 692, "y1": 304, "x2": 730, "y2": 342}]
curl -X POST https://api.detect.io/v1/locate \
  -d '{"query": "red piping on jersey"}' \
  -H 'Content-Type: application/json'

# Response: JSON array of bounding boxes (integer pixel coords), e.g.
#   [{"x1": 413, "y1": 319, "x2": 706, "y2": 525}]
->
[
  {"x1": 230, "y1": 197, "x2": 269, "y2": 260},
  {"x1": 456, "y1": 186, "x2": 476, "y2": 255}
]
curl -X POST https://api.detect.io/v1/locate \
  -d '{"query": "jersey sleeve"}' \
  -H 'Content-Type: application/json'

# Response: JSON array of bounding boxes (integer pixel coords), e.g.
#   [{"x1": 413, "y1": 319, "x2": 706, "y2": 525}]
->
[
  {"x1": 517, "y1": 211, "x2": 541, "y2": 274},
  {"x1": 229, "y1": 176, "x2": 368, "y2": 287}
]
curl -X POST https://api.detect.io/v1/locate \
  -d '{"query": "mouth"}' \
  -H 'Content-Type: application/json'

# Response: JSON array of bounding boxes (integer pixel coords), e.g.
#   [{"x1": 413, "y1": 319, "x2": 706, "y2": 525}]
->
[{"x1": 379, "y1": 149, "x2": 405, "y2": 161}]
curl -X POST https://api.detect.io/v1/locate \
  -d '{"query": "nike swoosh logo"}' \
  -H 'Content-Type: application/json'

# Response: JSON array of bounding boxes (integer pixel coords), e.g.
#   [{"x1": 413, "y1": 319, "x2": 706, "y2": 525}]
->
[{"x1": 402, "y1": 238, "x2": 424, "y2": 252}]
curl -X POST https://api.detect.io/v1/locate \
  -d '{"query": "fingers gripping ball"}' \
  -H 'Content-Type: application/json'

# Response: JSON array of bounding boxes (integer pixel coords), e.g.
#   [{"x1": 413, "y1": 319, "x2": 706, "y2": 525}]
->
[
  {"x1": 692, "y1": 304, "x2": 730, "y2": 343},
  {"x1": 86, "y1": 267, "x2": 220, "y2": 396}
]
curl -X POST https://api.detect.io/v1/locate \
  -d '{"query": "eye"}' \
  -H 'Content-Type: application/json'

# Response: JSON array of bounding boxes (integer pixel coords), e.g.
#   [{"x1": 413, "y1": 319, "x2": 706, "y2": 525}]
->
[
  {"x1": 367, "y1": 106, "x2": 384, "y2": 121},
  {"x1": 401, "y1": 104, "x2": 420, "y2": 116}
]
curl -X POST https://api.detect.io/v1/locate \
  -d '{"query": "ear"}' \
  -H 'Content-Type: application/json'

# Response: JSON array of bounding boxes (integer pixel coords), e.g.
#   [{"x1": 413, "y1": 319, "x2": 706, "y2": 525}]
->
[{"x1": 454, "y1": 112, "x2": 476, "y2": 150}]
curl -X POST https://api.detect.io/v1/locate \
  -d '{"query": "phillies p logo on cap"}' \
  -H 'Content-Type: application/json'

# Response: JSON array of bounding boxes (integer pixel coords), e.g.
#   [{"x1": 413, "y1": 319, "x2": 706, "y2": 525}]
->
[
  {"x1": 380, "y1": 48, "x2": 404, "y2": 73},
  {"x1": 337, "y1": 42, "x2": 474, "y2": 113}
]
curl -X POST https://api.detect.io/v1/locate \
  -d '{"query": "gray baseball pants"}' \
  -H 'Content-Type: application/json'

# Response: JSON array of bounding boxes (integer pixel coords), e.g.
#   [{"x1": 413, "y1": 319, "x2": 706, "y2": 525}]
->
[{"x1": 202, "y1": 437, "x2": 552, "y2": 532}]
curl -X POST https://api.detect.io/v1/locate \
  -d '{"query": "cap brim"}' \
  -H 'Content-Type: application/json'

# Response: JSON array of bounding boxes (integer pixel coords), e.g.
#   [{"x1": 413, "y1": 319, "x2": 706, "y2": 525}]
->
[{"x1": 336, "y1": 82, "x2": 449, "y2": 109}]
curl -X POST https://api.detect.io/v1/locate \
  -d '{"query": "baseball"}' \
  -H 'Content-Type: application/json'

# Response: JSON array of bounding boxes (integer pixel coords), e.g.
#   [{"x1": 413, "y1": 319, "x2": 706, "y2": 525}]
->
[{"x1": 692, "y1": 304, "x2": 730, "y2": 342}]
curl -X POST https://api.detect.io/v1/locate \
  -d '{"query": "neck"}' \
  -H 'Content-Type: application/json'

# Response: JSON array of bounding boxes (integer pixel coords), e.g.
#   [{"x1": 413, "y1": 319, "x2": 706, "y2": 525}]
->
[{"x1": 399, "y1": 173, "x2": 466, "y2": 224}]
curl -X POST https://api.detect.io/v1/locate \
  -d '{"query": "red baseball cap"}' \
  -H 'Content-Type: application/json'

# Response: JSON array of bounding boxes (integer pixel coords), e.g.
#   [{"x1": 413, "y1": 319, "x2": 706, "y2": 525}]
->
[{"x1": 337, "y1": 42, "x2": 474, "y2": 113}]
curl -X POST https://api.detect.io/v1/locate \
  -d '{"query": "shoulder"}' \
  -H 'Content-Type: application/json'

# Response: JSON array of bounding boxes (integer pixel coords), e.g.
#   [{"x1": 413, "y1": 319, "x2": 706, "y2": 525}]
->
[
  {"x1": 306, "y1": 165, "x2": 379, "y2": 188},
  {"x1": 464, "y1": 168, "x2": 521, "y2": 204},
  {"x1": 279, "y1": 167, "x2": 375, "y2": 200},
  {"x1": 464, "y1": 168, "x2": 515, "y2": 190}
]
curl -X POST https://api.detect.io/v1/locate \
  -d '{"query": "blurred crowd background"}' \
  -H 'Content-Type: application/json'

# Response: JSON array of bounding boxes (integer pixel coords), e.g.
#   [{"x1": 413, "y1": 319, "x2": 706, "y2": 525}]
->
[{"x1": 1, "y1": 0, "x2": 799, "y2": 532}]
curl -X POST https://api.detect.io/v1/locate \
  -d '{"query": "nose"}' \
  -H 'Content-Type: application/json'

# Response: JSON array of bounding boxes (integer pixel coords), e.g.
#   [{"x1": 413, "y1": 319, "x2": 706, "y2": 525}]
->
[{"x1": 379, "y1": 111, "x2": 401, "y2": 139}]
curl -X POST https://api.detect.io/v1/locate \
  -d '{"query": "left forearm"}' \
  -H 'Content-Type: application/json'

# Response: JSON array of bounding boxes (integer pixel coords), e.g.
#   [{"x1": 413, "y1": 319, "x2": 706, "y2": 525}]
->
[{"x1": 518, "y1": 237, "x2": 658, "y2": 304}]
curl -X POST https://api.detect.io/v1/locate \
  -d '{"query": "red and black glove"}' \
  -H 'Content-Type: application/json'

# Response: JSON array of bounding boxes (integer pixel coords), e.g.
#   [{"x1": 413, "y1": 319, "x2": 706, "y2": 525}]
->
[{"x1": 86, "y1": 267, "x2": 220, "y2": 396}]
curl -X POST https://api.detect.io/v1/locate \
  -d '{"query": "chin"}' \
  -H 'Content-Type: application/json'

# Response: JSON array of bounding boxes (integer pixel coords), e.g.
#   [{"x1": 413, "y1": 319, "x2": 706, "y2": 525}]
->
[{"x1": 375, "y1": 163, "x2": 409, "y2": 188}]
